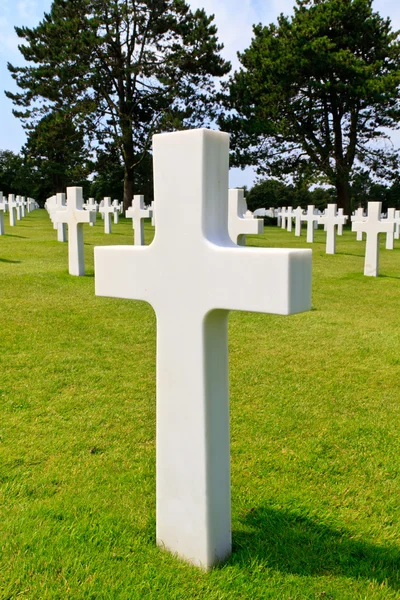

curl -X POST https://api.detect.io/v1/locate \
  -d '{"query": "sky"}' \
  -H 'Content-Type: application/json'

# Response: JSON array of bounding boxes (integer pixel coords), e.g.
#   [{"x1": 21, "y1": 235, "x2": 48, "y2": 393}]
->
[{"x1": 1, "y1": 0, "x2": 400, "y2": 189}]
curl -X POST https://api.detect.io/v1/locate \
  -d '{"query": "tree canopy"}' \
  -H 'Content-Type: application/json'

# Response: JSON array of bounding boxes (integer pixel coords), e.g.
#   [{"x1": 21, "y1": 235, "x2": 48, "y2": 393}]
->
[
  {"x1": 222, "y1": 0, "x2": 400, "y2": 214},
  {"x1": 7, "y1": 0, "x2": 230, "y2": 207}
]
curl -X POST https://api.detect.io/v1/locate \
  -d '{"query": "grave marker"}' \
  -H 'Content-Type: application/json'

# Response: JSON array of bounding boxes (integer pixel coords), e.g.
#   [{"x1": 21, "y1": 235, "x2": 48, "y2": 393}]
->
[
  {"x1": 0, "y1": 192, "x2": 6, "y2": 234},
  {"x1": 278, "y1": 206, "x2": 287, "y2": 229},
  {"x1": 94, "y1": 129, "x2": 312, "y2": 569},
  {"x1": 351, "y1": 208, "x2": 366, "y2": 241},
  {"x1": 293, "y1": 206, "x2": 303, "y2": 237},
  {"x1": 318, "y1": 204, "x2": 347, "y2": 254},
  {"x1": 125, "y1": 195, "x2": 151, "y2": 245},
  {"x1": 337, "y1": 208, "x2": 347, "y2": 235},
  {"x1": 351, "y1": 201, "x2": 394, "y2": 276},
  {"x1": 56, "y1": 193, "x2": 67, "y2": 242},
  {"x1": 8, "y1": 194, "x2": 17, "y2": 226},
  {"x1": 301, "y1": 205, "x2": 319, "y2": 243},
  {"x1": 386, "y1": 208, "x2": 396, "y2": 250},
  {"x1": 286, "y1": 206, "x2": 293, "y2": 232},
  {"x1": 99, "y1": 197, "x2": 116, "y2": 234},
  {"x1": 228, "y1": 189, "x2": 263, "y2": 245},
  {"x1": 55, "y1": 187, "x2": 95, "y2": 275}
]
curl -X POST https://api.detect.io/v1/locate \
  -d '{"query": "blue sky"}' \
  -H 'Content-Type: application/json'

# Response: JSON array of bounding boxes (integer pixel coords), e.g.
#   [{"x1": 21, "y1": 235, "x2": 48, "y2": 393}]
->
[{"x1": 1, "y1": 0, "x2": 400, "y2": 188}]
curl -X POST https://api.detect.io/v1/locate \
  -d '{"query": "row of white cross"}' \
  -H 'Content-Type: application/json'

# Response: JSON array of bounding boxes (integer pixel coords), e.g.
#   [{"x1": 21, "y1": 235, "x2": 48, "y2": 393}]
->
[
  {"x1": 0, "y1": 192, "x2": 38, "y2": 233},
  {"x1": 276, "y1": 203, "x2": 400, "y2": 276},
  {"x1": 44, "y1": 187, "x2": 263, "y2": 276}
]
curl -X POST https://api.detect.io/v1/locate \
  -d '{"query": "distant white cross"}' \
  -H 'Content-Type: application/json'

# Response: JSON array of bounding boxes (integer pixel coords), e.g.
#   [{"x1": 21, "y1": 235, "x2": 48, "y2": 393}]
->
[
  {"x1": 278, "y1": 206, "x2": 287, "y2": 229},
  {"x1": 21, "y1": 197, "x2": 27, "y2": 218},
  {"x1": 318, "y1": 204, "x2": 347, "y2": 254},
  {"x1": 0, "y1": 192, "x2": 6, "y2": 235},
  {"x1": 125, "y1": 195, "x2": 151, "y2": 245},
  {"x1": 228, "y1": 189, "x2": 263, "y2": 245},
  {"x1": 386, "y1": 208, "x2": 396, "y2": 250},
  {"x1": 94, "y1": 129, "x2": 312, "y2": 570},
  {"x1": 86, "y1": 198, "x2": 98, "y2": 226},
  {"x1": 8, "y1": 194, "x2": 17, "y2": 227},
  {"x1": 351, "y1": 201, "x2": 394, "y2": 276},
  {"x1": 54, "y1": 187, "x2": 95, "y2": 275},
  {"x1": 112, "y1": 199, "x2": 120, "y2": 224},
  {"x1": 286, "y1": 206, "x2": 294, "y2": 232},
  {"x1": 99, "y1": 197, "x2": 117, "y2": 234},
  {"x1": 351, "y1": 208, "x2": 366, "y2": 241},
  {"x1": 293, "y1": 206, "x2": 303, "y2": 237},
  {"x1": 337, "y1": 208, "x2": 347, "y2": 235},
  {"x1": 301, "y1": 205, "x2": 319, "y2": 243},
  {"x1": 16, "y1": 196, "x2": 22, "y2": 221},
  {"x1": 394, "y1": 210, "x2": 400, "y2": 240},
  {"x1": 56, "y1": 193, "x2": 67, "y2": 242}
]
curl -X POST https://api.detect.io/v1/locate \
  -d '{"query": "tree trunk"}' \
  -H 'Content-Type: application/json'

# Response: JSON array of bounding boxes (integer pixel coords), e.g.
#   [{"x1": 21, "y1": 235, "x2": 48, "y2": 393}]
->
[
  {"x1": 335, "y1": 176, "x2": 351, "y2": 216},
  {"x1": 123, "y1": 163, "x2": 134, "y2": 211}
]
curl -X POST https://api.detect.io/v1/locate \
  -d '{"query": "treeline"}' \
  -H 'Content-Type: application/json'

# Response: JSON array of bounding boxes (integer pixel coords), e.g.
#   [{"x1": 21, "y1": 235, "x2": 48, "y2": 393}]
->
[
  {"x1": 3, "y1": 0, "x2": 400, "y2": 211},
  {"x1": 246, "y1": 174, "x2": 400, "y2": 213}
]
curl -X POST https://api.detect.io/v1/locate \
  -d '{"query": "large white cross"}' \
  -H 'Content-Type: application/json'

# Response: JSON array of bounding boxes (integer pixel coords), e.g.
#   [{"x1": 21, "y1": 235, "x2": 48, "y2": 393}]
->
[
  {"x1": 125, "y1": 195, "x2": 151, "y2": 245},
  {"x1": 0, "y1": 192, "x2": 6, "y2": 235},
  {"x1": 56, "y1": 193, "x2": 67, "y2": 242},
  {"x1": 99, "y1": 197, "x2": 116, "y2": 234},
  {"x1": 301, "y1": 205, "x2": 319, "y2": 243},
  {"x1": 386, "y1": 208, "x2": 396, "y2": 250},
  {"x1": 228, "y1": 189, "x2": 263, "y2": 245},
  {"x1": 8, "y1": 194, "x2": 17, "y2": 226},
  {"x1": 55, "y1": 187, "x2": 95, "y2": 275},
  {"x1": 351, "y1": 201, "x2": 394, "y2": 276},
  {"x1": 293, "y1": 206, "x2": 303, "y2": 237},
  {"x1": 395, "y1": 210, "x2": 400, "y2": 240},
  {"x1": 351, "y1": 208, "x2": 366, "y2": 241},
  {"x1": 318, "y1": 204, "x2": 347, "y2": 254},
  {"x1": 94, "y1": 129, "x2": 312, "y2": 569}
]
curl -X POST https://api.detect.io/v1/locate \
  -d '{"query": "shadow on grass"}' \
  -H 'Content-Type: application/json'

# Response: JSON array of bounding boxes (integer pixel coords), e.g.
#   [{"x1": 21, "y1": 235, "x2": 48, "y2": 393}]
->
[
  {"x1": 0, "y1": 258, "x2": 21, "y2": 264},
  {"x1": 379, "y1": 274, "x2": 400, "y2": 280},
  {"x1": 231, "y1": 506, "x2": 400, "y2": 589},
  {"x1": 5, "y1": 234, "x2": 27, "y2": 239}
]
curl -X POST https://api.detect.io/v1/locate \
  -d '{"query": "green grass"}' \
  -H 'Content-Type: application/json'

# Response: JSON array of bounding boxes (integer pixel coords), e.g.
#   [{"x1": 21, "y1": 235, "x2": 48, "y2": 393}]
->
[{"x1": 1, "y1": 210, "x2": 400, "y2": 599}]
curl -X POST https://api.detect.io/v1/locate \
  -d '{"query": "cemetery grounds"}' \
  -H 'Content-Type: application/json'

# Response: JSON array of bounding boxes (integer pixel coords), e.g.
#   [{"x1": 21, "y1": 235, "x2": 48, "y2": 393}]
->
[{"x1": 0, "y1": 209, "x2": 400, "y2": 599}]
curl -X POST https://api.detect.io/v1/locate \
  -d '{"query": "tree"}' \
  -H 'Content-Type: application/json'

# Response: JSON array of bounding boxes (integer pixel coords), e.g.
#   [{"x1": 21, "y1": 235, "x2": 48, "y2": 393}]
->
[
  {"x1": 222, "y1": 0, "x2": 400, "y2": 215},
  {"x1": 24, "y1": 110, "x2": 90, "y2": 197},
  {"x1": 7, "y1": 0, "x2": 230, "y2": 208}
]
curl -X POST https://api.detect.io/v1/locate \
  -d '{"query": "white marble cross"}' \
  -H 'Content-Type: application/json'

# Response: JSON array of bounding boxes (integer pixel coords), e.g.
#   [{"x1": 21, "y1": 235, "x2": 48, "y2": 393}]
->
[
  {"x1": 16, "y1": 196, "x2": 22, "y2": 221},
  {"x1": 112, "y1": 199, "x2": 120, "y2": 224},
  {"x1": 56, "y1": 193, "x2": 67, "y2": 242},
  {"x1": 351, "y1": 201, "x2": 394, "y2": 276},
  {"x1": 286, "y1": 206, "x2": 294, "y2": 232},
  {"x1": 351, "y1": 208, "x2": 366, "y2": 241},
  {"x1": 293, "y1": 206, "x2": 303, "y2": 237},
  {"x1": 99, "y1": 197, "x2": 116, "y2": 234},
  {"x1": 125, "y1": 195, "x2": 151, "y2": 245},
  {"x1": 337, "y1": 208, "x2": 347, "y2": 235},
  {"x1": 0, "y1": 192, "x2": 6, "y2": 235},
  {"x1": 278, "y1": 206, "x2": 287, "y2": 229},
  {"x1": 94, "y1": 129, "x2": 312, "y2": 570},
  {"x1": 318, "y1": 204, "x2": 347, "y2": 254},
  {"x1": 385, "y1": 208, "x2": 396, "y2": 250},
  {"x1": 54, "y1": 187, "x2": 95, "y2": 275},
  {"x1": 8, "y1": 194, "x2": 17, "y2": 226},
  {"x1": 86, "y1": 197, "x2": 98, "y2": 226},
  {"x1": 21, "y1": 197, "x2": 27, "y2": 218},
  {"x1": 301, "y1": 205, "x2": 319, "y2": 243},
  {"x1": 228, "y1": 189, "x2": 263, "y2": 245}
]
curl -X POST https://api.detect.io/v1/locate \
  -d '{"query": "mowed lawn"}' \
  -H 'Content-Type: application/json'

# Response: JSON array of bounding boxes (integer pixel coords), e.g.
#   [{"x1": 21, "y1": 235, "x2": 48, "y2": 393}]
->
[{"x1": 1, "y1": 209, "x2": 400, "y2": 600}]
